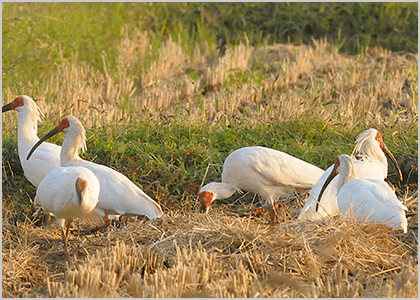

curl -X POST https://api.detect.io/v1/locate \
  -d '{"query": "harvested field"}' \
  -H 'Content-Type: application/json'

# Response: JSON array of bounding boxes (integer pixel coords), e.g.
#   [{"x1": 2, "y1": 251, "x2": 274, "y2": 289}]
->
[
  {"x1": 2, "y1": 191, "x2": 418, "y2": 297},
  {"x1": 2, "y1": 5, "x2": 418, "y2": 297}
]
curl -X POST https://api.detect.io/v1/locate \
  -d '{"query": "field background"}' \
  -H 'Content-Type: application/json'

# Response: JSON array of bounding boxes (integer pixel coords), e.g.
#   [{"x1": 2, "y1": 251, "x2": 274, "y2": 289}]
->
[{"x1": 2, "y1": 2, "x2": 418, "y2": 297}]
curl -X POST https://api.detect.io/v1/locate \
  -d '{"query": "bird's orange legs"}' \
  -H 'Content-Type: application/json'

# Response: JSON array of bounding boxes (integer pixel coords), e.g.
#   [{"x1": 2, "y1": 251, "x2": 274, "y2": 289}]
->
[{"x1": 61, "y1": 221, "x2": 72, "y2": 259}]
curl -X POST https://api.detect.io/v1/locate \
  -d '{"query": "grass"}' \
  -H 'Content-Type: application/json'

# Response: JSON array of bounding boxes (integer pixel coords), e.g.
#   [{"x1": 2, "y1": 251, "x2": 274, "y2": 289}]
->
[{"x1": 2, "y1": 2, "x2": 418, "y2": 298}]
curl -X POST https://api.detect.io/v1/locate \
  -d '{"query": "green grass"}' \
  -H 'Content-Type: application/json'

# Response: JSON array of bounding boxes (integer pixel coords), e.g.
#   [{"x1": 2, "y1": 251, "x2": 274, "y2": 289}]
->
[{"x1": 3, "y1": 112, "x2": 416, "y2": 223}]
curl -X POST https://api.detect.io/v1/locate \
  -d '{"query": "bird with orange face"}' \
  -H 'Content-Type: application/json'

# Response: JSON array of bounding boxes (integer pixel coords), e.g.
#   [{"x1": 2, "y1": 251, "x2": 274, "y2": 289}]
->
[
  {"x1": 298, "y1": 128, "x2": 403, "y2": 221},
  {"x1": 35, "y1": 166, "x2": 100, "y2": 257},
  {"x1": 316, "y1": 154, "x2": 407, "y2": 232},
  {"x1": 2, "y1": 95, "x2": 61, "y2": 186},
  {"x1": 27, "y1": 115, "x2": 164, "y2": 232},
  {"x1": 198, "y1": 146, "x2": 325, "y2": 222}
]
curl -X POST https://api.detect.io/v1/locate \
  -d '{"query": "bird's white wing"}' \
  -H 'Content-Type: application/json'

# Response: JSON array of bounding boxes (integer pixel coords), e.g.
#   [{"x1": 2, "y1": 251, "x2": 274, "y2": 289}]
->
[
  {"x1": 360, "y1": 179, "x2": 408, "y2": 211},
  {"x1": 75, "y1": 160, "x2": 163, "y2": 219},
  {"x1": 231, "y1": 147, "x2": 324, "y2": 189},
  {"x1": 35, "y1": 168, "x2": 74, "y2": 213},
  {"x1": 338, "y1": 179, "x2": 407, "y2": 231},
  {"x1": 21, "y1": 141, "x2": 61, "y2": 187}
]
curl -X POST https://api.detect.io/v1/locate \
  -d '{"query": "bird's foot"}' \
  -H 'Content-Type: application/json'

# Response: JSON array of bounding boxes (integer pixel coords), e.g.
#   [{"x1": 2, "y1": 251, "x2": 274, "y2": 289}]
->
[
  {"x1": 62, "y1": 247, "x2": 72, "y2": 263},
  {"x1": 73, "y1": 226, "x2": 99, "y2": 237}
]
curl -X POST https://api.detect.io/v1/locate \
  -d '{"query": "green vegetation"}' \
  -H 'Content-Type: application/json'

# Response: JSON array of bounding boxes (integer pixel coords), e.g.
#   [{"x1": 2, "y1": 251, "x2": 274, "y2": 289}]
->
[{"x1": 2, "y1": 0, "x2": 418, "y2": 222}]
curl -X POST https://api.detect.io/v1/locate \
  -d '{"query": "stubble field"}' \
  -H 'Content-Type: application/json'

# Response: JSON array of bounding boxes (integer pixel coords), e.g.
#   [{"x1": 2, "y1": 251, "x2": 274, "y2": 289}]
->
[{"x1": 2, "y1": 3, "x2": 418, "y2": 298}]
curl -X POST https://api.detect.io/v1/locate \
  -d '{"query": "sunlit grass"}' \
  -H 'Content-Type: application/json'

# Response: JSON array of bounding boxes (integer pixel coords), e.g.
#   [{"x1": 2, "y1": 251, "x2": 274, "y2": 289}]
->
[{"x1": 2, "y1": 2, "x2": 418, "y2": 298}]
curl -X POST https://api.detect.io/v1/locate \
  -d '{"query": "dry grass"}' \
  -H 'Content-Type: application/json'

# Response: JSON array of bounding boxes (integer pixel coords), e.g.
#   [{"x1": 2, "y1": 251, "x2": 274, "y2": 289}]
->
[
  {"x1": 2, "y1": 30, "x2": 418, "y2": 130},
  {"x1": 2, "y1": 192, "x2": 418, "y2": 297},
  {"x1": 2, "y1": 33, "x2": 418, "y2": 297}
]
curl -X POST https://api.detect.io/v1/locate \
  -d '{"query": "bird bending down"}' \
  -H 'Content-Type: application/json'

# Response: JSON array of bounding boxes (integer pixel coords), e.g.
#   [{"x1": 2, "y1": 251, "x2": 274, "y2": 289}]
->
[
  {"x1": 35, "y1": 166, "x2": 100, "y2": 256},
  {"x1": 2, "y1": 95, "x2": 61, "y2": 187},
  {"x1": 198, "y1": 146, "x2": 325, "y2": 222},
  {"x1": 27, "y1": 115, "x2": 164, "y2": 233},
  {"x1": 317, "y1": 154, "x2": 407, "y2": 232},
  {"x1": 298, "y1": 128, "x2": 403, "y2": 221}
]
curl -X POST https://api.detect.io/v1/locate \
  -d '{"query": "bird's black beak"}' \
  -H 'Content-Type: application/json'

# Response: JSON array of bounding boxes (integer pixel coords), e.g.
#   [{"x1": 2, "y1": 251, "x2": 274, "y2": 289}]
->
[
  {"x1": 26, "y1": 124, "x2": 61, "y2": 160},
  {"x1": 382, "y1": 143, "x2": 403, "y2": 181},
  {"x1": 315, "y1": 166, "x2": 338, "y2": 213},
  {"x1": 2, "y1": 102, "x2": 14, "y2": 113},
  {"x1": 200, "y1": 203, "x2": 209, "y2": 213}
]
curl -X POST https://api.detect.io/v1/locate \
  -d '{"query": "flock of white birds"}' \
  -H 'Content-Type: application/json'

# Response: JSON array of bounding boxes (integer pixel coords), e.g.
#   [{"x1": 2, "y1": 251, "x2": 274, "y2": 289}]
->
[{"x1": 3, "y1": 95, "x2": 408, "y2": 258}]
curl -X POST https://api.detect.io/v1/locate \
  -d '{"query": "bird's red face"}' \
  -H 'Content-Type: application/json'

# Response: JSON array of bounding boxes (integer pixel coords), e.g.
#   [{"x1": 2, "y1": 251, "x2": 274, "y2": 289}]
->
[
  {"x1": 332, "y1": 156, "x2": 341, "y2": 176},
  {"x1": 2, "y1": 96, "x2": 24, "y2": 113},
  {"x1": 199, "y1": 191, "x2": 213, "y2": 213},
  {"x1": 58, "y1": 117, "x2": 70, "y2": 132},
  {"x1": 375, "y1": 130, "x2": 403, "y2": 181},
  {"x1": 75, "y1": 178, "x2": 88, "y2": 205},
  {"x1": 375, "y1": 131, "x2": 384, "y2": 149},
  {"x1": 11, "y1": 96, "x2": 25, "y2": 109}
]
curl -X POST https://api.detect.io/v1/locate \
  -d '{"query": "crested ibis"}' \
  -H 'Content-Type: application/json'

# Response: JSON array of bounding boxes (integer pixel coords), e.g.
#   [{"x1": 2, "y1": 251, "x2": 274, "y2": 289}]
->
[
  {"x1": 298, "y1": 128, "x2": 403, "y2": 221},
  {"x1": 2, "y1": 95, "x2": 61, "y2": 186},
  {"x1": 35, "y1": 166, "x2": 100, "y2": 256},
  {"x1": 318, "y1": 154, "x2": 407, "y2": 232},
  {"x1": 27, "y1": 115, "x2": 163, "y2": 232},
  {"x1": 198, "y1": 146, "x2": 325, "y2": 222}
]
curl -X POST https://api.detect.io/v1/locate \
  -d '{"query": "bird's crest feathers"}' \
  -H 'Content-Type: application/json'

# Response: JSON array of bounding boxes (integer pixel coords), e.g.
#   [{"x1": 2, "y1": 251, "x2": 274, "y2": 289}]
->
[{"x1": 351, "y1": 128, "x2": 378, "y2": 156}]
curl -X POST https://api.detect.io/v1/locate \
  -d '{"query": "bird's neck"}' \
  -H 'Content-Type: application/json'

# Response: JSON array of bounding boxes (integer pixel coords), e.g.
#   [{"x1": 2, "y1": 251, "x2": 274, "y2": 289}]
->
[
  {"x1": 214, "y1": 184, "x2": 238, "y2": 200},
  {"x1": 17, "y1": 111, "x2": 39, "y2": 154},
  {"x1": 359, "y1": 141, "x2": 388, "y2": 168},
  {"x1": 60, "y1": 132, "x2": 85, "y2": 166},
  {"x1": 337, "y1": 160, "x2": 356, "y2": 190}
]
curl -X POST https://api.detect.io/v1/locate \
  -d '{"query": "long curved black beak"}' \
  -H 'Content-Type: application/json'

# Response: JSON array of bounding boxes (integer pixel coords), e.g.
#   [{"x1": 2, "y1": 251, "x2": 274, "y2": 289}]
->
[
  {"x1": 315, "y1": 168, "x2": 337, "y2": 213},
  {"x1": 2, "y1": 102, "x2": 14, "y2": 113},
  {"x1": 382, "y1": 143, "x2": 403, "y2": 181},
  {"x1": 26, "y1": 125, "x2": 61, "y2": 160}
]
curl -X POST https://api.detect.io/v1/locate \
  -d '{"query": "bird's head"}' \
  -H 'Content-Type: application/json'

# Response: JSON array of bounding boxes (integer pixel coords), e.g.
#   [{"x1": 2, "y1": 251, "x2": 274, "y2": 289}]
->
[
  {"x1": 198, "y1": 191, "x2": 214, "y2": 213},
  {"x1": 353, "y1": 129, "x2": 402, "y2": 181},
  {"x1": 375, "y1": 131, "x2": 403, "y2": 181},
  {"x1": 2, "y1": 96, "x2": 25, "y2": 113},
  {"x1": 2, "y1": 95, "x2": 45, "y2": 128},
  {"x1": 316, "y1": 154, "x2": 355, "y2": 213}
]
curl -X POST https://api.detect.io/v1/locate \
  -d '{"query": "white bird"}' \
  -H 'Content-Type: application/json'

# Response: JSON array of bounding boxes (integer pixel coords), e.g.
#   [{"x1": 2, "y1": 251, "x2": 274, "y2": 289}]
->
[
  {"x1": 35, "y1": 166, "x2": 100, "y2": 256},
  {"x1": 198, "y1": 146, "x2": 325, "y2": 222},
  {"x1": 2, "y1": 95, "x2": 61, "y2": 187},
  {"x1": 27, "y1": 115, "x2": 164, "y2": 232},
  {"x1": 318, "y1": 154, "x2": 407, "y2": 233},
  {"x1": 298, "y1": 128, "x2": 403, "y2": 221}
]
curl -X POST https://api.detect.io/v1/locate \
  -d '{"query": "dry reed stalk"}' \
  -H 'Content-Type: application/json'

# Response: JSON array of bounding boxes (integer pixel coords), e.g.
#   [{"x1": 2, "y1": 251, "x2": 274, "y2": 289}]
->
[{"x1": 2, "y1": 34, "x2": 417, "y2": 131}]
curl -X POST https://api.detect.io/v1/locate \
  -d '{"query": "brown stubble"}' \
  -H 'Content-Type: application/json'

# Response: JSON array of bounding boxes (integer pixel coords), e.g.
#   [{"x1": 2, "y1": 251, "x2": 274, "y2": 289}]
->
[{"x1": 2, "y1": 35, "x2": 417, "y2": 297}]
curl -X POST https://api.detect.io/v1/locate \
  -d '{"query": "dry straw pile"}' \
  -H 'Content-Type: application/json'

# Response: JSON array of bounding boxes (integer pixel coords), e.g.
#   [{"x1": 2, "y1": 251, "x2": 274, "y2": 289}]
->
[
  {"x1": 2, "y1": 29, "x2": 418, "y2": 297},
  {"x1": 2, "y1": 199, "x2": 418, "y2": 297}
]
